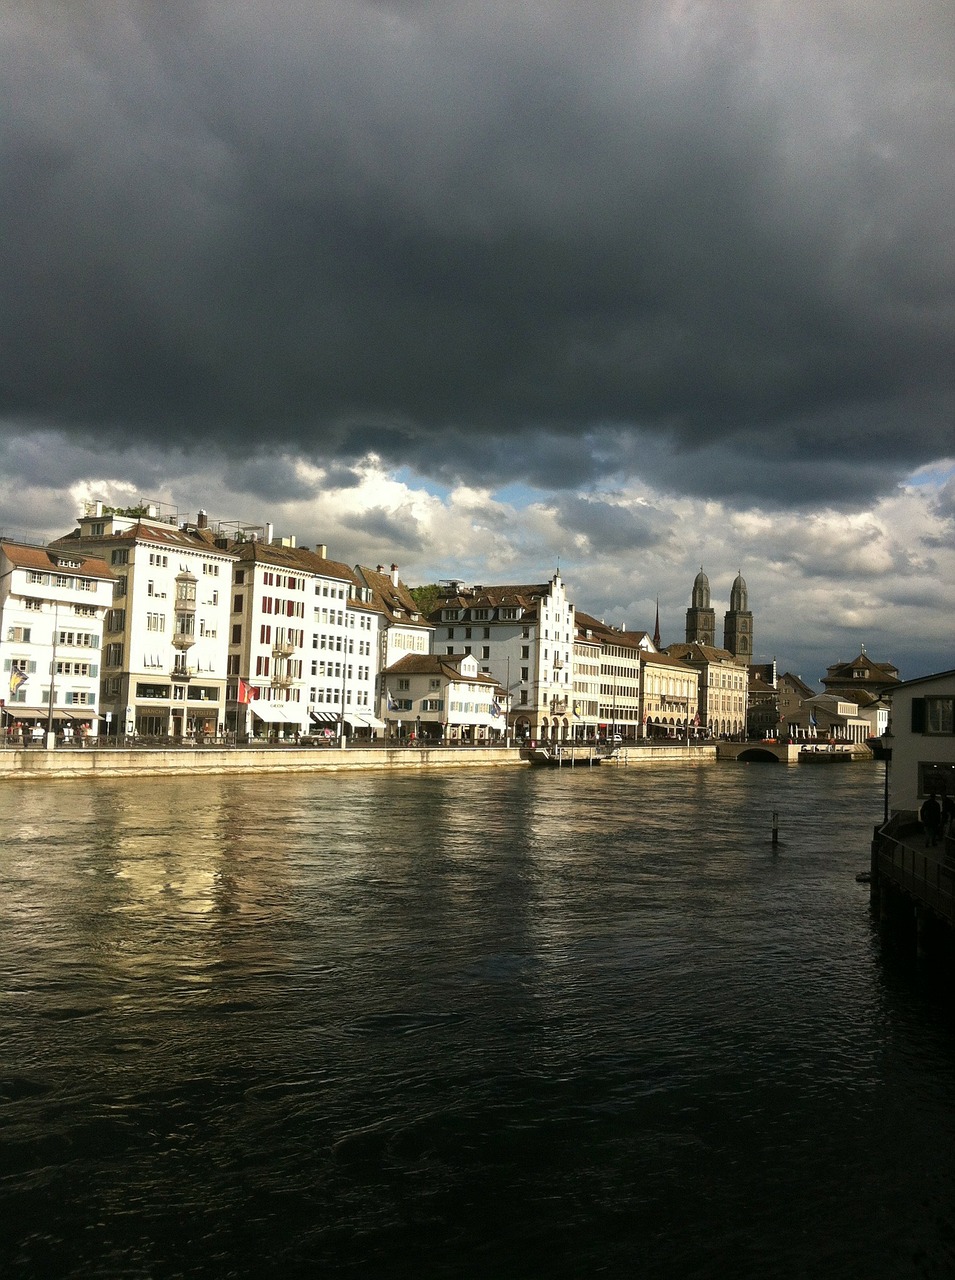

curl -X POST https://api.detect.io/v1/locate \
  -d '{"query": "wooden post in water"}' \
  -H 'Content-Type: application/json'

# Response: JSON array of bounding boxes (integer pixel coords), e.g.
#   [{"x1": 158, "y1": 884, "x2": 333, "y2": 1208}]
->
[{"x1": 772, "y1": 811, "x2": 779, "y2": 847}]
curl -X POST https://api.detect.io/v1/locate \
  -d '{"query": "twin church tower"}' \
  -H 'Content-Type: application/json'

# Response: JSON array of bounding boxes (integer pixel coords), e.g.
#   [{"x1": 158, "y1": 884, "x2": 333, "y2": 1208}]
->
[{"x1": 684, "y1": 568, "x2": 753, "y2": 665}]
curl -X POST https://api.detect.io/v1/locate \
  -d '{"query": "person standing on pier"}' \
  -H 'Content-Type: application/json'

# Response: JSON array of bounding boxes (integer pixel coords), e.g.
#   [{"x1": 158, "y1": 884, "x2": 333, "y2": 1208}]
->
[{"x1": 920, "y1": 793, "x2": 943, "y2": 847}]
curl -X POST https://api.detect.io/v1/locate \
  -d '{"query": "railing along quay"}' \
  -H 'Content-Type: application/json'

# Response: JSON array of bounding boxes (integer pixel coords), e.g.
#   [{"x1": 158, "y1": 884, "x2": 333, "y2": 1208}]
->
[{"x1": 871, "y1": 815, "x2": 955, "y2": 966}]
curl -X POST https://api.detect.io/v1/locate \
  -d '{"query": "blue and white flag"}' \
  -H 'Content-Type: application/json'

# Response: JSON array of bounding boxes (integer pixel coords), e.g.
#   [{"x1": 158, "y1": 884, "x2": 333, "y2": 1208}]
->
[{"x1": 386, "y1": 688, "x2": 397, "y2": 712}]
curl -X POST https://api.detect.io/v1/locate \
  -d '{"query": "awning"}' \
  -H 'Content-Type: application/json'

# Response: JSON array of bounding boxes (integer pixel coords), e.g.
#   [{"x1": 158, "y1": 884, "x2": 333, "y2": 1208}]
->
[
  {"x1": 252, "y1": 705, "x2": 301, "y2": 724},
  {"x1": 309, "y1": 711, "x2": 340, "y2": 725},
  {"x1": 344, "y1": 713, "x2": 386, "y2": 730}
]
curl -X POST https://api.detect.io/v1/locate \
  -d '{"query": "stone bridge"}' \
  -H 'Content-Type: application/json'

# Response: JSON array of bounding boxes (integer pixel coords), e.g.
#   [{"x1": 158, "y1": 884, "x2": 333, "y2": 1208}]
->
[{"x1": 716, "y1": 740, "x2": 803, "y2": 763}]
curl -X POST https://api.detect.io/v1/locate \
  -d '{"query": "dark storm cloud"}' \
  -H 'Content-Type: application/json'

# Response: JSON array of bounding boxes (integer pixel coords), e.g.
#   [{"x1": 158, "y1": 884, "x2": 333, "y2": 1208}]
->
[
  {"x1": 341, "y1": 506, "x2": 426, "y2": 553},
  {"x1": 2, "y1": 1, "x2": 952, "y2": 504},
  {"x1": 553, "y1": 494, "x2": 666, "y2": 554}
]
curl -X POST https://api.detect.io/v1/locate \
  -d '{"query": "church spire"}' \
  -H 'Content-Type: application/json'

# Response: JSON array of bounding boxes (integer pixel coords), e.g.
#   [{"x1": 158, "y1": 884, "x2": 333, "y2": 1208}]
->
[{"x1": 653, "y1": 598, "x2": 661, "y2": 649}]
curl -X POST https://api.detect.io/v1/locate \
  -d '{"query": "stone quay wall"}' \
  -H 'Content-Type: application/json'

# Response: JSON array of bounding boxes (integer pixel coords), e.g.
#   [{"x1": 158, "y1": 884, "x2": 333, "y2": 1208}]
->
[{"x1": 0, "y1": 741, "x2": 716, "y2": 781}]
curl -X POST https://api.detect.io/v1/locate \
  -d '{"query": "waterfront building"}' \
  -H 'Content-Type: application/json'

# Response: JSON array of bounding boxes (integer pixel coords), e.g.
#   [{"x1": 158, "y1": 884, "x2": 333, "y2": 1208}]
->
[
  {"x1": 722, "y1": 572, "x2": 754, "y2": 666},
  {"x1": 354, "y1": 564, "x2": 433, "y2": 672},
  {"x1": 381, "y1": 652, "x2": 507, "y2": 743},
  {"x1": 791, "y1": 694, "x2": 871, "y2": 743},
  {"x1": 0, "y1": 540, "x2": 113, "y2": 739},
  {"x1": 571, "y1": 616, "x2": 605, "y2": 741},
  {"x1": 777, "y1": 672, "x2": 817, "y2": 735},
  {"x1": 428, "y1": 573, "x2": 575, "y2": 742},
  {"x1": 639, "y1": 649, "x2": 701, "y2": 737},
  {"x1": 574, "y1": 612, "x2": 656, "y2": 740},
  {"x1": 226, "y1": 539, "x2": 384, "y2": 740},
  {"x1": 821, "y1": 650, "x2": 901, "y2": 707},
  {"x1": 51, "y1": 503, "x2": 236, "y2": 737},
  {"x1": 665, "y1": 641, "x2": 749, "y2": 737},
  {"x1": 884, "y1": 669, "x2": 955, "y2": 812}
]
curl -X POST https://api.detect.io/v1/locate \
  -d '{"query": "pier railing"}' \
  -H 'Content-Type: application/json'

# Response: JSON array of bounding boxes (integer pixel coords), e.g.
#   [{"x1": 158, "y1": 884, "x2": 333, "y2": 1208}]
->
[{"x1": 873, "y1": 818, "x2": 955, "y2": 927}]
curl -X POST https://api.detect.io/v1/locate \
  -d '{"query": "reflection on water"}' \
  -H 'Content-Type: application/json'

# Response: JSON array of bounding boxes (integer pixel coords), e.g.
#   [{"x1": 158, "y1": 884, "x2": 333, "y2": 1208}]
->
[{"x1": 2, "y1": 763, "x2": 955, "y2": 1278}]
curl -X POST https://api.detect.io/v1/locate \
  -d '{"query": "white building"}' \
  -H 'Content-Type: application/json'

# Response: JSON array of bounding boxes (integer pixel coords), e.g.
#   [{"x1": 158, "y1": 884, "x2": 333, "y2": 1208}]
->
[
  {"x1": 382, "y1": 652, "x2": 507, "y2": 743},
  {"x1": 1, "y1": 540, "x2": 113, "y2": 740},
  {"x1": 228, "y1": 540, "x2": 384, "y2": 741},
  {"x1": 429, "y1": 573, "x2": 575, "y2": 742},
  {"x1": 885, "y1": 670, "x2": 955, "y2": 814},
  {"x1": 51, "y1": 503, "x2": 236, "y2": 738}
]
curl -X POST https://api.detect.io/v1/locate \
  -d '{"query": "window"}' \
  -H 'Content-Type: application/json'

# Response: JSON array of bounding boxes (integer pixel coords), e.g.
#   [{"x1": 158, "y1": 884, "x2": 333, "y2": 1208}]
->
[
  {"x1": 447, "y1": 628, "x2": 455, "y2": 639},
  {"x1": 521, "y1": 646, "x2": 529, "y2": 659},
  {"x1": 913, "y1": 697, "x2": 955, "y2": 735},
  {"x1": 482, "y1": 646, "x2": 490, "y2": 659},
  {"x1": 521, "y1": 667, "x2": 528, "y2": 681},
  {"x1": 149, "y1": 553, "x2": 168, "y2": 568},
  {"x1": 231, "y1": 624, "x2": 242, "y2": 645},
  {"x1": 422, "y1": 698, "x2": 444, "y2": 711},
  {"x1": 111, "y1": 549, "x2": 129, "y2": 565},
  {"x1": 7, "y1": 626, "x2": 30, "y2": 643},
  {"x1": 465, "y1": 627, "x2": 472, "y2": 639},
  {"x1": 146, "y1": 612, "x2": 165, "y2": 632},
  {"x1": 28, "y1": 571, "x2": 47, "y2": 584},
  {"x1": 24, "y1": 599, "x2": 41, "y2": 611},
  {"x1": 107, "y1": 609, "x2": 125, "y2": 631},
  {"x1": 235, "y1": 570, "x2": 245, "y2": 585},
  {"x1": 397, "y1": 678, "x2": 410, "y2": 691}
]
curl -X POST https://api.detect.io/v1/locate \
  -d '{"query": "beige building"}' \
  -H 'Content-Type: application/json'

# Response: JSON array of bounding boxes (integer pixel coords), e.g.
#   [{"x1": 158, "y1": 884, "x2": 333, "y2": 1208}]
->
[{"x1": 665, "y1": 642, "x2": 748, "y2": 737}]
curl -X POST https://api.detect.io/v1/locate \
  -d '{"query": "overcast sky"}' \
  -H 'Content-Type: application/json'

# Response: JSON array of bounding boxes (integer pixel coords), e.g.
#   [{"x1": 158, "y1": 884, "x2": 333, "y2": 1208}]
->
[{"x1": 2, "y1": 1, "x2": 952, "y2": 685}]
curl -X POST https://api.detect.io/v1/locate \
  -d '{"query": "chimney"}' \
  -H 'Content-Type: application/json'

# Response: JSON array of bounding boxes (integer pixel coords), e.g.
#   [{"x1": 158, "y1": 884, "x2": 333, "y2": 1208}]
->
[
  {"x1": 316, "y1": 544, "x2": 327, "y2": 559},
  {"x1": 391, "y1": 563, "x2": 399, "y2": 587},
  {"x1": 266, "y1": 522, "x2": 274, "y2": 544},
  {"x1": 197, "y1": 509, "x2": 207, "y2": 529},
  {"x1": 376, "y1": 564, "x2": 384, "y2": 574}
]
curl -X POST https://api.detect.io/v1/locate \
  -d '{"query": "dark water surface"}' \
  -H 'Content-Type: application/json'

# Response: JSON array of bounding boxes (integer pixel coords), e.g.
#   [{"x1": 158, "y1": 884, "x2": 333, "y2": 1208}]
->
[{"x1": 2, "y1": 762, "x2": 954, "y2": 1278}]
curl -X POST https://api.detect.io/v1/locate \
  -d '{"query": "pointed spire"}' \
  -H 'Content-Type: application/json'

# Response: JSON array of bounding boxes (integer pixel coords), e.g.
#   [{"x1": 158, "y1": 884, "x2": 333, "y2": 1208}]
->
[{"x1": 653, "y1": 597, "x2": 661, "y2": 649}]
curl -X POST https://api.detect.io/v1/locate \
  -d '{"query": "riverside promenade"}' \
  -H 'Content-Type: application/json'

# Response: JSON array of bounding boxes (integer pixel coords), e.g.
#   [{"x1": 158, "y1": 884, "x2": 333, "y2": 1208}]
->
[{"x1": 0, "y1": 738, "x2": 716, "y2": 781}]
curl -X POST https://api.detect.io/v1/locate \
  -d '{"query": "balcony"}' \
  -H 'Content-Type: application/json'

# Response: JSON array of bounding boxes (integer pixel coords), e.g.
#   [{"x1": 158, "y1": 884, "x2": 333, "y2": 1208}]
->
[
  {"x1": 272, "y1": 641, "x2": 296, "y2": 658},
  {"x1": 172, "y1": 632, "x2": 196, "y2": 650},
  {"x1": 553, "y1": 658, "x2": 564, "y2": 670},
  {"x1": 270, "y1": 674, "x2": 294, "y2": 689}
]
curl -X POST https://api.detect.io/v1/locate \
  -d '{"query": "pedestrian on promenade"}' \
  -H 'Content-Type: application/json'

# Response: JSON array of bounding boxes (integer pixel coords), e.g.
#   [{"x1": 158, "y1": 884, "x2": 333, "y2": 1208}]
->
[
  {"x1": 942, "y1": 795, "x2": 955, "y2": 840},
  {"x1": 920, "y1": 793, "x2": 943, "y2": 847}
]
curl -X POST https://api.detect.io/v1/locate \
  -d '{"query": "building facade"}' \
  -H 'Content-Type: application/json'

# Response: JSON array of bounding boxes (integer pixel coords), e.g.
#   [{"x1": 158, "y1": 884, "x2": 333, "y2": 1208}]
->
[
  {"x1": 382, "y1": 653, "x2": 506, "y2": 743},
  {"x1": 665, "y1": 642, "x2": 748, "y2": 737},
  {"x1": 885, "y1": 670, "x2": 955, "y2": 813},
  {"x1": 226, "y1": 540, "x2": 383, "y2": 740},
  {"x1": 429, "y1": 574, "x2": 575, "y2": 742},
  {"x1": 1, "y1": 540, "x2": 113, "y2": 740},
  {"x1": 51, "y1": 504, "x2": 235, "y2": 738}
]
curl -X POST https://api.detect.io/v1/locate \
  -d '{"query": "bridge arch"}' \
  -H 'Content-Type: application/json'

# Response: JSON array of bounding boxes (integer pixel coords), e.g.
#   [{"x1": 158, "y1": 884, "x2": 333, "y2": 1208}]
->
[{"x1": 736, "y1": 747, "x2": 782, "y2": 763}]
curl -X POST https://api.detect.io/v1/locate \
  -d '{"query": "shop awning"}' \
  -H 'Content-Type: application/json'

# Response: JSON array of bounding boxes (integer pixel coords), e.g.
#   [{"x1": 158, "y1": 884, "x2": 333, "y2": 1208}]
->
[
  {"x1": 252, "y1": 705, "x2": 300, "y2": 724},
  {"x1": 309, "y1": 711, "x2": 341, "y2": 725},
  {"x1": 344, "y1": 713, "x2": 386, "y2": 730}
]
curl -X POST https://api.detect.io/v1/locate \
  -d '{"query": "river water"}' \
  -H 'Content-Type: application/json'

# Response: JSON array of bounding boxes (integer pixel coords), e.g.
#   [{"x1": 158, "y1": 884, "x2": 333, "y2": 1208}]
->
[{"x1": 2, "y1": 761, "x2": 954, "y2": 1278}]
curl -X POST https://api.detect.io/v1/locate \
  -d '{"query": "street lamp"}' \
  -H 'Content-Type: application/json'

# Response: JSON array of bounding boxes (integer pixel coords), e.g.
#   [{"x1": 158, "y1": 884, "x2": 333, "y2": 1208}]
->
[{"x1": 880, "y1": 727, "x2": 893, "y2": 824}]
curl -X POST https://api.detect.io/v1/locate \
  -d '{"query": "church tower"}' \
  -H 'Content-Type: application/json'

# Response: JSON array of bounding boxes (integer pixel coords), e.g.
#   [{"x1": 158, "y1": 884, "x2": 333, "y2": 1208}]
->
[
  {"x1": 685, "y1": 568, "x2": 716, "y2": 646},
  {"x1": 723, "y1": 572, "x2": 753, "y2": 665}
]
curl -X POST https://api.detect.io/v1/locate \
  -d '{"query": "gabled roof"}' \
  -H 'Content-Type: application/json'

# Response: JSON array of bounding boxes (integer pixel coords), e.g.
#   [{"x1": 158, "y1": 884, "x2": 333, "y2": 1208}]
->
[
  {"x1": 383, "y1": 653, "x2": 499, "y2": 686},
  {"x1": 53, "y1": 522, "x2": 237, "y2": 557},
  {"x1": 1, "y1": 539, "x2": 113, "y2": 581},
  {"x1": 575, "y1": 611, "x2": 653, "y2": 651},
  {"x1": 665, "y1": 641, "x2": 741, "y2": 665},
  {"x1": 885, "y1": 669, "x2": 955, "y2": 692},
  {"x1": 356, "y1": 565, "x2": 432, "y2": 628},
  {"x1": 779, "y1": 672, "x2": 817, "y2": 698},
  {"x1": 823, "y1": 653, "x2": 900, "y2": 682}
]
